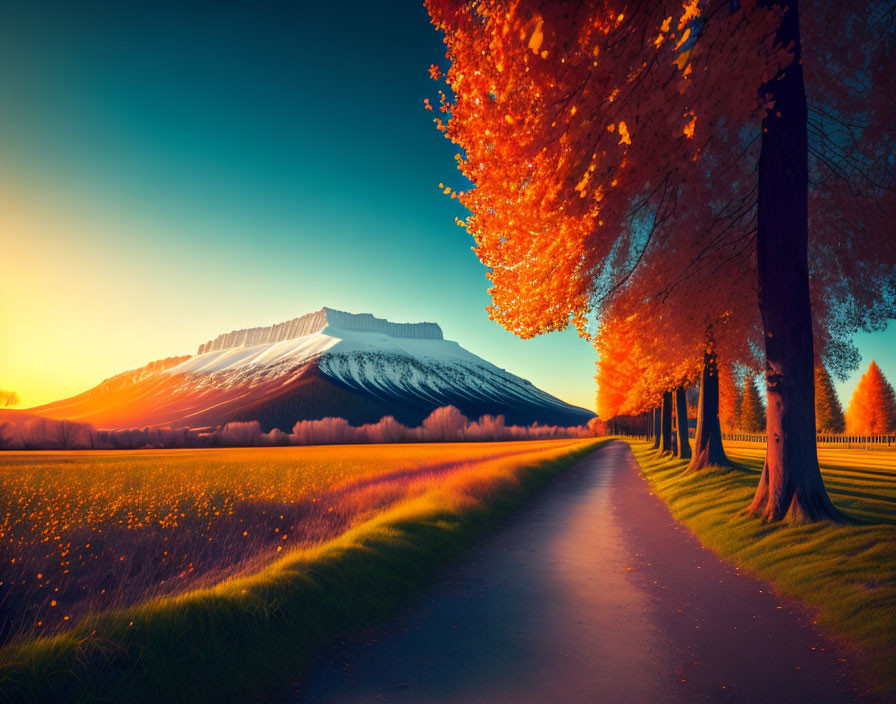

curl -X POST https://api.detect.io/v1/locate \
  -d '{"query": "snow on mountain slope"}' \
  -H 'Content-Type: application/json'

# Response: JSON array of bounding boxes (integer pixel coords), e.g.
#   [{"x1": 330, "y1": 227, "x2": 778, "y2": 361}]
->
[{"x1": 30, "y1": 309, "x2": 594, "y2": 430}]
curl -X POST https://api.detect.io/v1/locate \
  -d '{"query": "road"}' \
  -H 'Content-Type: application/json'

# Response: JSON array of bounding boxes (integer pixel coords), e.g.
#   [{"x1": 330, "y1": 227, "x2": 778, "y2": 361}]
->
[{"x1": 290, "y1": 441, "x2": 868, "y2": 703}]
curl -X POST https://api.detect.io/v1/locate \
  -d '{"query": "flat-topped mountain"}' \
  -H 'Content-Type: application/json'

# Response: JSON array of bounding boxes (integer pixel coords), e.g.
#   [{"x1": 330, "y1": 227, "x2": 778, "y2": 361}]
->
[
  {"x1": 30, "y1": 308, "x2": 595, "y2": 430},
  {"x1": 197, "y1": 308, "x2": 444, "y2": 354}
]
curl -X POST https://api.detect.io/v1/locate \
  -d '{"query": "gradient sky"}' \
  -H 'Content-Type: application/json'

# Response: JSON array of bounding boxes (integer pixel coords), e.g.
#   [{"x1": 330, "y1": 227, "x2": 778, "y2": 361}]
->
[{"x1": 1, "y1": 0, "x2": 893, "y2": 414}]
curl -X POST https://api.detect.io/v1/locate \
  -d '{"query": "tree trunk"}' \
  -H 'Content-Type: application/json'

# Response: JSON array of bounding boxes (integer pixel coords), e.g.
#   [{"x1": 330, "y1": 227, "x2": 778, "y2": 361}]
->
[
  {"x1": 659, "y1": 391, "x2": 673, "y2": 454},
  {"x1": 675, "y1": 386, "x2": 692, "y2": 460},
  {"x1": 688, "y1": 347, "x2": 728, "y2": 471},
  {"x1": 646, "y1": 411, "x2": 652, "y2": 441},
  {"x1": 749, "y1": 0, "x2": 842, "y2": 522},
  {"x1": 652, "y1": 407, "x2": 661, "y2": 449}
]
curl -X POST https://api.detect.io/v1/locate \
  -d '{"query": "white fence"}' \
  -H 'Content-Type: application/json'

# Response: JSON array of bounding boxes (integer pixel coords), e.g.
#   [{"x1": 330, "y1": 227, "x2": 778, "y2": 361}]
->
[{"x1": 722, "y1": 433, "x2": 896, "y2": 450}]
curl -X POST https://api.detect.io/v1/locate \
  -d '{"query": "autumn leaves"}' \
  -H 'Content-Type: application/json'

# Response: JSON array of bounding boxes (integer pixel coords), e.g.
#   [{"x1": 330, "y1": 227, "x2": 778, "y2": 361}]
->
[
  {"x1": 426, "y1": 0, "x2": 894, "y2": 522},
  {"x1": 846, "y1": 361, "x2": 896, "y2": 435}
]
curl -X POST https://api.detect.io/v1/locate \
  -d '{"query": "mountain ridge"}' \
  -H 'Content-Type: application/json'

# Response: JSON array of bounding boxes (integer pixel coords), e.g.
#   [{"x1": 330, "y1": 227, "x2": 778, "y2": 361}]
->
[
  {"x1": 198, "y1": 308, "x2": 443, "y2": 354},
  {"x1": 29, "y1": 309, "x2": 594, "y2": 431}
]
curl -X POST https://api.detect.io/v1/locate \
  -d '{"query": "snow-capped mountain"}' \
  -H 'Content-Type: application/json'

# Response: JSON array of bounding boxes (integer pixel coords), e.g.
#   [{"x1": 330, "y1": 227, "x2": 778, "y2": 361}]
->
[{"x1": 31, "y1": 308, "x2": 594, "y2": 430}]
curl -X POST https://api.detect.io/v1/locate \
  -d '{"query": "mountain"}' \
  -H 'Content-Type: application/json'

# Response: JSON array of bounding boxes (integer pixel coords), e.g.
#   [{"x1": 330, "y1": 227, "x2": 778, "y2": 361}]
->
[{"x1": 29, "y1": 308, "x2": 595, "y2": 431}]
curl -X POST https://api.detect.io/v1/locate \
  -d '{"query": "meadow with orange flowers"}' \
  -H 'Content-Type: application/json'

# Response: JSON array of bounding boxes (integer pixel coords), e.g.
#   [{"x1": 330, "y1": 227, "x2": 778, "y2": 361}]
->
[{"x1": 0, "y1": 438, "x2": 600, "y2": 701}]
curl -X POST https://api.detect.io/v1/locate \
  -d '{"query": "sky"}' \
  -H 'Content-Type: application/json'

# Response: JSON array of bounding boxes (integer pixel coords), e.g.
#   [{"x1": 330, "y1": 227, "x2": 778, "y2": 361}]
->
[{"x1": 1, "y1": 0, "x2": 893, "y2": 414}]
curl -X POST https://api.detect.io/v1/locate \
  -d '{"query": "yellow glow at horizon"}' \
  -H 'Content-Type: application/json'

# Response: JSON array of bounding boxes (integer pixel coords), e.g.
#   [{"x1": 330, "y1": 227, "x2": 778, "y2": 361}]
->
[
  {"x1": 1, "y1": 181, "x2": 599, "y2": 414},
  {"x1": 1, "y1": 183, "x2": 199, "y2": 408}
]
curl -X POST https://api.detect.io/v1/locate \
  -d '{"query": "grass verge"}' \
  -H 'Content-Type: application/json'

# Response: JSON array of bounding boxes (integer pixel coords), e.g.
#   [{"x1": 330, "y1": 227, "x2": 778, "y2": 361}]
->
[
  {"x1": 0, "y1": 439, "x2": 603, "y2": 703},
  {"x1": 623, "y1": 439, "x2": 896, "y2": 693}
]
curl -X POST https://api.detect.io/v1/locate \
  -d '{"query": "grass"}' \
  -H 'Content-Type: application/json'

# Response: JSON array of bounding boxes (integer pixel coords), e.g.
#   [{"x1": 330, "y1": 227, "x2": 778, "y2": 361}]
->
[
  {"x1": 1, "y1": 441, "x2": 591, "y2": 641},
  {"x1": 0, "y1": 438, "x2": 603, "y2": 703},
  {"x1": 624, "y1": 438, "x2": 896, "y2": 693}
]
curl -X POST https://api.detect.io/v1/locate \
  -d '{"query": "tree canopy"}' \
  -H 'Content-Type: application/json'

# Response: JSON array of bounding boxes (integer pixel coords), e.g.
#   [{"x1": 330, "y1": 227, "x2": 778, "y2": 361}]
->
[
  {"x1": 426, "y1": 0, "x2": 786, "y2": 337},
  {"x1": 427, "y1": 0, "x2": 896, "y2": 521}
]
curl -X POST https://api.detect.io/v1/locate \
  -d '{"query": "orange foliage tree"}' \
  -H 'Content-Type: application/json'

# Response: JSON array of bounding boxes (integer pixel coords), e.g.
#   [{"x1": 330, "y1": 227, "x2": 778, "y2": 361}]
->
[
  {"x1": 589, "y1": 145, "x2": 766, "y2": 470},
  {"x1": 594, "y1": 308, "x2": 692, "y2": 457},
  {"x1": 425, "y1": 0, "x2": 784, "y2": 335},
  {"x1": 745, "y1": 0, "x2": 895, "y2": 522},
  {"x1": 845, "y1": 361, "x2": 896, "y2": 435},
  {"x1": 426, "y1": 0, "x2": 778, "y2": 479},
  {"x1": 427, "y1": 0, "x2": 895, "y2": 521},
  {"x1": 718, "y1": 365, "x2": 741, "y2": 434}
]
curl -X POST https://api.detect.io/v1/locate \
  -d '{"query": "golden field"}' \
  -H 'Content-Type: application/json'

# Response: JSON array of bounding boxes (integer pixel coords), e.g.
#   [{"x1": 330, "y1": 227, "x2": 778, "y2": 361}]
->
[{"x1": 0, "y1": 440, "x2": 593, "y2": 644}]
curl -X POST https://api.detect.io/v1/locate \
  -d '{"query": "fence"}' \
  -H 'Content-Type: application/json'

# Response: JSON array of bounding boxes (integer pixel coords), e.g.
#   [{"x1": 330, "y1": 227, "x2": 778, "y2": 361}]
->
[{"x1": 722, "y1": 433, "x2": 896, "y2": 450}]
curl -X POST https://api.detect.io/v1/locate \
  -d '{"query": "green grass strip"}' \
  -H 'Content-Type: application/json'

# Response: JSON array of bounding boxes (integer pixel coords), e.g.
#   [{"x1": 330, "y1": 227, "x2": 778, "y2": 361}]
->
[
  {"x1": 623, "y1": 439, "x2": 896, "y2": 694},
  {"x1": 0, "y1": 440, "x2": 604, "y2": 703}
]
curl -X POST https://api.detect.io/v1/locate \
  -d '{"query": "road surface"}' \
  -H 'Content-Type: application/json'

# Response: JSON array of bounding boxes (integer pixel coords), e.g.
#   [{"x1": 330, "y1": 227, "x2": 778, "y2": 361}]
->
[{"x1": 290, "y1": 441, "x2": 870, "y2": 703}]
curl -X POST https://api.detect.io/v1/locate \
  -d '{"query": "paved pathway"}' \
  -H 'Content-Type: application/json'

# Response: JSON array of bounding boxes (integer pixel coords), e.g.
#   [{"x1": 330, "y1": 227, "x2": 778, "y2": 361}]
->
[{"x1": 290, "y1": 441, "x2": 870, "y2": 703}]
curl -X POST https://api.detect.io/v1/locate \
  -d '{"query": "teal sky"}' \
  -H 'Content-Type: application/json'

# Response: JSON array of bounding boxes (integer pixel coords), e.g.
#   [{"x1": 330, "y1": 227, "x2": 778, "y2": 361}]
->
[{"x1": 1, "y1": 0, "x2": 892, "y2": 413}]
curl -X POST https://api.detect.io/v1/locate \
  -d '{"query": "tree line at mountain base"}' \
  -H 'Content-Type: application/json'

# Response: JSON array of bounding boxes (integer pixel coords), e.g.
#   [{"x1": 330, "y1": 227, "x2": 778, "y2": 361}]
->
[{"x1": 0, "y1": 406, "x2": 597, "y2": 451}]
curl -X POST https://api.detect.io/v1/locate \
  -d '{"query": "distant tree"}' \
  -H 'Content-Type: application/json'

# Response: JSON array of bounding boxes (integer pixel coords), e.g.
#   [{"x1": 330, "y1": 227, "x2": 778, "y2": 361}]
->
[
  {"x1": 846, "y1": 361, "x2": 896, "y2": 435},
  {"x1": 814, "y1": 365, "x2": 845, "y2": 434},
  {"x1": 740, "y1": 376, "x2": 766, "y2": 434},
  {"x1": 594, "y1": 311, "x2": 654, "y2": 422},
  {"x1": 0, "y1": 390, "x2": 19, "y2": 408},
  {"x1": 685, "y1": 386, "x2": 699, "y2": 420},
  {"x1": 718, "y1": 365, "x2": 742, "y2": 434}
]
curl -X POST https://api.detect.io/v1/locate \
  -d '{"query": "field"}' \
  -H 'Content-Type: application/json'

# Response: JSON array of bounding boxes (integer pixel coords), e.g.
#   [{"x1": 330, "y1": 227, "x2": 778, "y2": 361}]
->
[
  {"x1": 625, "y1": 439, "x2": 896, "y2": 691},
  {"x1": 0, "y1": 438, "x2": 600, "y2": 702}
]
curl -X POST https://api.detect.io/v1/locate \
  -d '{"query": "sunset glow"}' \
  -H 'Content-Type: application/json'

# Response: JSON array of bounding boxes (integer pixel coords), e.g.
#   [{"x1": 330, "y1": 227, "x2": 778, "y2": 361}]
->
[{"x1": 0, "y1": 1, "x2": 893, "y2": 701}]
